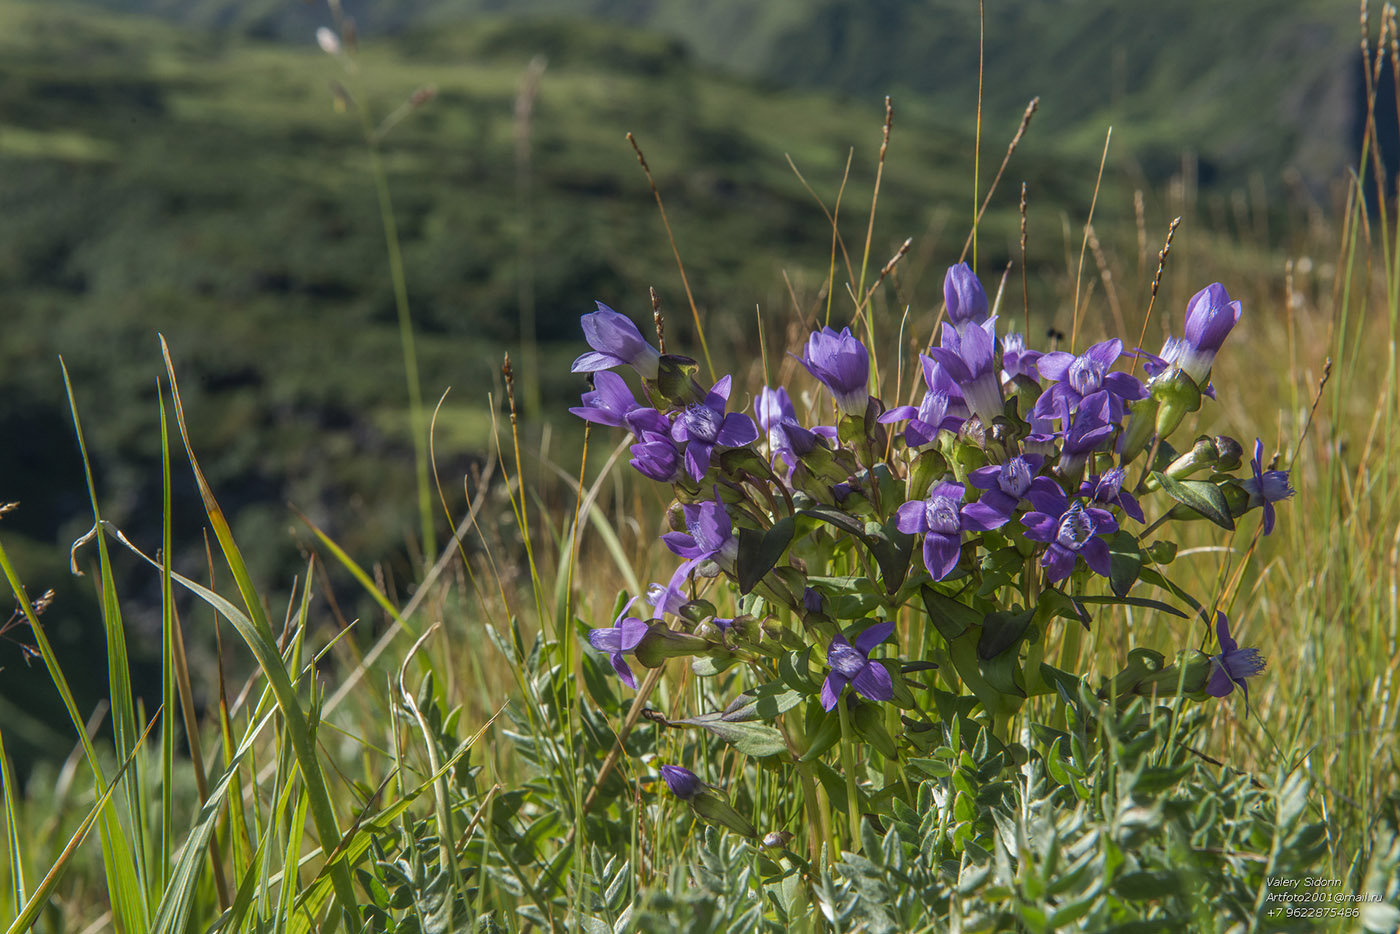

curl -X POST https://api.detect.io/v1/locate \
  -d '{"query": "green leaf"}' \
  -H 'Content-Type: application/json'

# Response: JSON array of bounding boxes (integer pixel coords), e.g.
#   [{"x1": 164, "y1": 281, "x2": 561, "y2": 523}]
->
[
  {"x1": 1075, "y1": 595, "x2": 1187, "y2": 617},
  {"x1": 798, "y1": 505, "x2": 869, "y2": 540},
  {"x1": 1107, "y1": 530, "x2": 1142, "y2": 597},
  {"x1": 921, "y1": 586, "x2": 981, "y2": 642},
  {"x1": 688, "y1": 793, "x2": 758, "y2": 837},
  {"x1": 865, "y1": 519, "x2": 915, "y2": 594},
  {"x1": 671, "y1": 713, "x2": 788, "y2": 757},
  {"x1": 721, "y1": 683, "x2": 805, "y2": 722},
  {"x1": 1152, "y1": 472, "x2": 1235, "y2": 530},
  {"x1": 978, "y1": 608, "x2": 1034, "y2": 660},
  {"x1": 737, "y1": 517, "x2": 794, "y2": 595}
]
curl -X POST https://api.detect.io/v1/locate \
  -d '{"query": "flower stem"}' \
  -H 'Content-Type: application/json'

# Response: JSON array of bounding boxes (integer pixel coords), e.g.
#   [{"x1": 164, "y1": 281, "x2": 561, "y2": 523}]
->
[{"x1": 835, "y1": 699, "x2": 862, "y2": 851}]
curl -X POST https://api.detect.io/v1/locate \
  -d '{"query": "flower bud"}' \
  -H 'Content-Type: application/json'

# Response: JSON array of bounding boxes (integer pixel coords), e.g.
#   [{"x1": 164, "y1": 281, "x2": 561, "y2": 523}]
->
[
  {"x1": 659, "y1": 765, "x2": 705, "y2": 800},
  {"x1": 1150, "y1": 368, "x2": 1203, "y2": 441},
  {"x1": 652, "y1": 354, "x2": 705, "y2": 406},
  {"x1": 633, "y1": 627, "x2": 712, "y2": 667},
  {"x1": 1212, "y1": 435, "x2": 1244, "y2": 471}
]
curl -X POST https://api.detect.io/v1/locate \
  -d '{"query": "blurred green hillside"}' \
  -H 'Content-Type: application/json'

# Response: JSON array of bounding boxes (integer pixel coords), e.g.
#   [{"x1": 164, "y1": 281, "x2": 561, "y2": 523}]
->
[{"x1": 62, "y1": 0, "x2": 1360, "y2": 188}]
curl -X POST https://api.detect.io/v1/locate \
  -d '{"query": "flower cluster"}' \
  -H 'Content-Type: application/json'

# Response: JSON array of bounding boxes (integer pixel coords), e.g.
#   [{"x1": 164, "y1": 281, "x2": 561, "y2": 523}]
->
[{"x1": 570, "y1": 265, "x2": 1289, "y2": 835}]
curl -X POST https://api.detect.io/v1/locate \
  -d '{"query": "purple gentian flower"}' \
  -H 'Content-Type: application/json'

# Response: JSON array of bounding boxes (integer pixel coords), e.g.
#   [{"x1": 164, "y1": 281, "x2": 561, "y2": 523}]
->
[
  {"x1": 821, "y1": 621, "x2": 895, "y2": 710},
  {"x1": 670, "y1": 375, "x2": 759, "y2": 480},
  {"x1": 1242, "y1": 439, "x2": 1294, "y2": 535},
  {"x1": 756, "y1": 386, "x2": 819, "y2": 472},
  {"x1": 570, "y1": 370, "x2": 669, "y2": 437},
  {"x1": 571, "y1": 302, "x2": 662, "y2": 379},
  {"x1": 878, "y1": 354, "x2": 969, "y2": 445},
  {"x1": 1178, "y1": 283, "x2": 1242, "y2": 387},
  {"x1": 963, "y1": 454, "x2": 1056, "y2": 527},
  {"x1": 629, "y1": 430, "x2": 684, "y2": 483},
  {"x1": 1022, "y1": 485, "x2": 1118, "y2": 584},
  {"x1": 587, "y1": 596, "x2": 650, "y2": 688},
  {"x1": 659, "y1": 764, "x2": 706, "y2": 800},
  {"x1": 1001, "y1": 332, "x2": 1042, "y2": 383},
  {"x1": 647, "y1": 563, "x2": 692, "y2": 617},
  {"x1": 926, "y1": 320, "x2": 1004, "y2": 425},
  {"x1": 1134, "y1": 336, "x2": 1216, "y2": 399},
  {"x1": 944, "y1": 262, "x2": 989, "y2": 331},
  {"x1": 1034, "y1": 339, "x2": 1145, "y2": 425},
  {"x1": 1079, "y1": 467, "x2": 1145, "y2": 523},
  {"x1": 797, "y1": 327, "x2": 870, "y2": 416},
  {"x1": 1205, "y1": 611, "x2": 1265, "y2": 709},
  {"x1": 1056, "y1": 391, "x2": 1115, "y2": 477},
  {"x1": 661, "y1": 497, "x2": 738, "y2": 570},
  {"x1": 895, "y1": 481, "x2": 988, "y2": 581}
]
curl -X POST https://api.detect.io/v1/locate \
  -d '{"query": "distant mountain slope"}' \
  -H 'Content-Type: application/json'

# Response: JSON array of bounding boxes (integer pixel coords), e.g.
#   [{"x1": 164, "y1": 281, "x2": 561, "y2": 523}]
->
[{"x1": 58, "y1": 0, "x2": 1359, "y2": 187}]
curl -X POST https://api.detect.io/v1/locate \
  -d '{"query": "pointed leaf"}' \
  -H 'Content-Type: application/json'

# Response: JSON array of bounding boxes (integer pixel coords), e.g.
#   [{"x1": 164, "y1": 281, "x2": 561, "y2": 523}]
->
[
  {"x1": 737, "y1": 517, "x2": 795, "y2": 594},
  {"x1": 1153, "y1": 472, "x2": 1235, "y2": 530}
]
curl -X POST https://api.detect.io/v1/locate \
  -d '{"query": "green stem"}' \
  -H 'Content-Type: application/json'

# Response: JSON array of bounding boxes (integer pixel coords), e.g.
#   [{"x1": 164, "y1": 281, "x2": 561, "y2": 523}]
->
[
  {"x1": 364, "y1": 134, "x2": 435, "y2": 562},
  {"x1": 835, "y1": 699, "x2": 862, "y2": 851}
]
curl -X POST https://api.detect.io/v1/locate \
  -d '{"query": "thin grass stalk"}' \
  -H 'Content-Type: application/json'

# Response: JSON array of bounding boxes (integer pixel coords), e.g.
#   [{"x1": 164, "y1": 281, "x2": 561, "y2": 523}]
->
[
  {"x1": 61, "y1": 363, "x2": 153, "y2": 926},
  {"x1": 158, "y1": 379, "x2": 176, "y2": 894},
  {"x1": 0, "y1": 726, "x2": 25, "y2": 919}
]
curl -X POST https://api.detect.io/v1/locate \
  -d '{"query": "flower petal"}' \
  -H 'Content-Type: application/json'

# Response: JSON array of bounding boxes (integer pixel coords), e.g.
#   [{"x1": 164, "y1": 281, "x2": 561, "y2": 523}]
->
[
  {"x1": 1036, "y1": 351, "x2": 1074, "y2": 381},
  {"x1": 924, "y1": 531, "x2": 961, "y2": 580},
  {"x1": 611, "y1": 653, "x2": 637, "y2": 689},
  {"x1": 962, "y1": 500, "x2": 1011, "y2": 531},
  {"x1": 821, "y1": 673, "x2": 847, "y2": 711},
  {"x1": 1214, "y1": 611, "x2": 1238, "y2": 654},
  {"x1": 715, "y1": 413, "x2": 759, "y2": 447},
  {"x1": 571, "y1": 350, "x2": 623, "y2": 373},
  {"x1": 895, "y1": 500, "x2": 928, "y2": 534},
  {"x1": 850, "y1": 661, "x2": 894, "y2": 703},
  {"x1": 853, "y1": 621, "x2": 896, "y2": 656},
  {"x1": 1080, "y1": 537, "x2": 1112, "y2": 578},
  {"x1": 1041, "y1": 544, "x2": 1076, "y2": 583}
]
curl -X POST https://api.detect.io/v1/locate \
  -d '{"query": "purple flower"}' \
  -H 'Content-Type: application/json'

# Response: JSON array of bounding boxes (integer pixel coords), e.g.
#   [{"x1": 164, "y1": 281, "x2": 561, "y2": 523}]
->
[
  {"x1": 647, "y1": 564, "x2": 692, "y2": 617},
  {"x1": 570, "y1": 371, "x2": 669, "y2": 437},
  {"x1": 896, "y1": 481, "x2": 983, "y2": 581},
  {"x1": 1205, "y1": 611, "x2": 1265, "y2": 709},
  {"x1": 963, "y1": 454, "x2": 1056, "y2": 527},
  {"x1": 944, "y1": 262, "x2": 989, "y2": 331},
  {"x1": 1178, "y1": 283, "x2": 1241, "y2": 386},
  {"x1": 661, "y1": 497, "x2": 738, "y2": 570},
  {"x1": 1134, "y1": 336, "x2": 1216, "y2": 400},
  {"x1": 1242, "y1": 439, "x2": 1294, "y2": 535},
  {"x1": 571, "y1": 303, "x2": 662, "y2": 379},
  {"x1": 670, "y1": 376, "x2": 759, "y2": 480},
  {"x1": 821, "y1": 621, "x2": 895, "y2": 710},
  {"x1": 926, "y1": 320, "x2": 1004, "y2": 425},
  {"x1": 1022, "y1": 485, "x2": 1118, "y2": 584},
  {"x1": 1079, "y1": 467, "x2": 1144, "y2": 523},
  {"x1": 659, "y1": 764, "x2": 706, "y2": 800},
  {"x1": 756, "y1": 386, "x2": 819, "y2": 471},
  {"x1": 1056, "y1": 391, "x2": 1115, "y2": 477},
  {"x1": 797, "y1": 327, "x2": 870, "y2": 416},
  {"x1": 1034, "y1": 339, "x2": 1145, "y2": 425},
  {"x1": 587, "y1": 596, "x2": 650, "y2": 688},
  {"x1": 629, "y1": 430, "x2": 683, "y2": 483},
  {"x1": 878, "y1": 355, "x2": 969, "y2": 445},
  {"x1": 1001, "y1": 332, "x2": 1042, "y2": 383}
]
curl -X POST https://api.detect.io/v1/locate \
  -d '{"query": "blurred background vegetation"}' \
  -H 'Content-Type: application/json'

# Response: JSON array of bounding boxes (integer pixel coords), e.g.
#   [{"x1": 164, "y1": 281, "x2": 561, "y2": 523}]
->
[{"x1": 0, "y1": 0, "x2": 1374, "y2": 770}]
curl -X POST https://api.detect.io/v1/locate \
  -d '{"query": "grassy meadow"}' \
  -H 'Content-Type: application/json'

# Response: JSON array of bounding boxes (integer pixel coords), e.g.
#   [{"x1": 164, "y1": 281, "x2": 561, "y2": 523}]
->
[{"x1": 1, "y1": 1, "x2": 1399, "y2": 931}]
